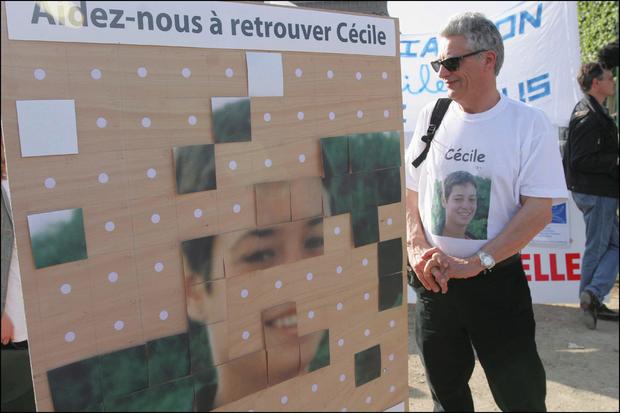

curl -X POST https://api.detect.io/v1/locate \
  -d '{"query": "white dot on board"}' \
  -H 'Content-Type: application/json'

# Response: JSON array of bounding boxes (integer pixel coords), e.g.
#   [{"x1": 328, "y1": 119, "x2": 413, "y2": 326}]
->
[
  {"x1": 355, "y1": 71, "x2": 362, "y2": 80},
  {"x1": 151, "y1": 213, "x2": 161, "y2": 224},
  {"x1": 44, "y1": 177, "x2": 56, "y2": 189},
  {"x1": 146, "y1": 168, "x2": 157, "y2": 179},
  {"x1": 193, "y1": 209, "x2": 203, "y2": 219},
  {"x1": 298, "y1": 154, "x2": 306, "y2": 163},
  {"x1": 159, "y1": 310, "x2": 169, "y2": 321},
  {"x1": 233, "y1": 204, "x2": 241, "y2": 214},
  {"x1": 388, "y1": 353, "x2": 395, "y2": 362},
  {"x1": 91, "y1": 68, "x2": 102, "y2": 80},
  {"x1": 382, "y1": 71, "x2": 389, "y2": 80},
  {"x1": 34, "y1": 68, "x2": 46, "y2": 80},
  {"x1": 240, "y1": 289, "x2": 249, "y2": 298},
  {"x1": 339, "y1": 374, "x2": 346, "y2": 382},
  {"x1": 295, "y1": 68, "x2": 303, "y2": 78},
  {"x1": 384, "y1": 110, "x2": 390, "y2": 118},
  {"x1": 364, "y1": 329, "x2": 371, "y2": 337},
  {"x1": 96, "y1": 117, "x2": 107, "y2": 128},
  {"x1": 311, "y1": 384, "x2": 318, "y2": 393},
  {"x1": 108, "y1": 272, "x2": 119, "y2": 283},
  {"x1": 154, "y1": 262, "x2": 164, "y2": 273},
  {"x1": 327, "y1": 69, "x2": 334, "y2": 79},
  {"x1": 356, "y1": 110, "x2": 364, "y2": 119},
  {"x1": 328, "y1": 111, "x2": 335, "y2": 121},
  {"x1": 336, "y1": 265, "x2": 343, "y2": 274},
  {"x1": 104, "y1": 221, "x2": 115, "y2": 232},
  {"x1": 365, "y1": 396, "x2": 372, "y2": 404},
  {"x1": 334, "y1": 226, "x2": 341, "y2": 235},
  {"x1": 98, "y1": 173, "x2": 109, "y2": 184},
  {"x1": 137, "y1": 67, "x2": 148, "y2": 78},
  {"x1": 387, "y1": 217, "x2": 393, "y2": 226},
  {"x1": 280, "y1": 396, "x2": 288, "y2": 405},
  {"x1": 275, "y1": 280, "x2": 282, "y2": 289},
  {"x1": 306, "y1": 272, "x2": 314, "y2": 281},
  {"x1": 389, "y1": 385, "x2": 396, "y2": 393},
  {"x1": 264, "y1": 159, "x2": 272, "y2": 168},
  {"x1": 307, "y1": 310, "x2": 315, "y2": 319},
  {"x1": 337, "y1": 338, "x2": 344, "y2": 347},
  {"x1": 188, "y1": 115, "x2": 197, "y2": 126},
  {"x1": 363, "y1": 292, "x2": 370, "y2": 301},
  {"x1": 225, "y1": 67, "x2": 234, "y2": 78},
  {"x1": 60, "y1": 283, "x2": 72, "y2": 295},
  {"x1": 141, "y1": 117, "x2": 151, "y2": 128},
  {"x1": 341, "y1": 409, "x2": 348, "y2": 413},
  {"x1": 336, "y1": 302, "x2": 343, "y2": 311},
  {"x1": 64, "y1": 331, "x2": 76, "y2": 343},
  {"x1": 181, "y1": 67, "x2": 191, "y2": 78},
  {"x1": 228, "y1": 160, "x2": 238, "y2": 171},
  {"x1": 263, "y1": 112, "x2": 271, "y2": 122},
  {"x1": 297, "y1": 111, "x2": 304, "y2": 120},
  {"x1": 242, "y1": 331, "x2": 250, "y2": 340},
  {"x1": 114, "y1": 320, "x2": 125, "y2": 331},
  {"x1": 362, "y1": 258, "x2": 369, "y2": 267},
  {"x1": 390, "y1": 320, "x2": 396, "y2": 328}
]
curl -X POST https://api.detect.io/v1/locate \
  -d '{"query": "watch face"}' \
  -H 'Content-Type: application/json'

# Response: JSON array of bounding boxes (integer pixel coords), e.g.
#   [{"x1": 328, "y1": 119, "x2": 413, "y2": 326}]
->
[{"x1": 482, "y1": 256, "x2": 492, "y2": 266}]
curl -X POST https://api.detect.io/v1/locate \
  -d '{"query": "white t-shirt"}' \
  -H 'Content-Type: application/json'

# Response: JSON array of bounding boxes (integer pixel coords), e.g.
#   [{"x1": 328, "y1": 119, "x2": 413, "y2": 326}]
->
[
  {"x1": 405, "y1": 94, "x2": 568, "y2": 258},
  {"x1": 2, "y1": 179, "x2": 28, "y2": 342}
]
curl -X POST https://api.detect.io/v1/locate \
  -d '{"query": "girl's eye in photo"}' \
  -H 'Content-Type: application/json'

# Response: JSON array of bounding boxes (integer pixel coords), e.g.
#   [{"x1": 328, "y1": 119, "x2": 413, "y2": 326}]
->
[{"x1": 242, "y1": 249, "x2": 276, "y2": 264}]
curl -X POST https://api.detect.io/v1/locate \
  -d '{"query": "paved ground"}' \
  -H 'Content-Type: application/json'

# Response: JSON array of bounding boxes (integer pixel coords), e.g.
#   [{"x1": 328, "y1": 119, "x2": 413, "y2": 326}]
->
[{"x1": 408, "y1": 282, "x2": 620, "y2": 412}]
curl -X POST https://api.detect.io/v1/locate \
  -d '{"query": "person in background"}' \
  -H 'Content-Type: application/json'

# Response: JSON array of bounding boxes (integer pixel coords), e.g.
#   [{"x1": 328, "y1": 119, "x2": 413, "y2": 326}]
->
[
  {"x1": 563, "y1": 62, "x2": 619, "y2": 329},
  {"x1": 1, "y1": 131, "x2": 36, "y2": 411}
]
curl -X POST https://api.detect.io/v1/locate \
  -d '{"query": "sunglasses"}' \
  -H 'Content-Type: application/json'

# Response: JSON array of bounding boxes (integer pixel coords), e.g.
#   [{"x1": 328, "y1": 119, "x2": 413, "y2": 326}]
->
[{"x1": 430, "y1": 50, "x2": 488, "y2": 73}]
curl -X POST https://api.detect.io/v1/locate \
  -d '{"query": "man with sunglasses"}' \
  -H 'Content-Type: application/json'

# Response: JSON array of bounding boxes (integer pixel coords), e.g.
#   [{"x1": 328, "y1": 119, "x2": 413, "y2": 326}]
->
[
  {"x1": 405, "y1": 12, "x2": 567, "y2": 411},
  {"x1": 564, "y1": 62, "x2": 619, "y2": 330}
]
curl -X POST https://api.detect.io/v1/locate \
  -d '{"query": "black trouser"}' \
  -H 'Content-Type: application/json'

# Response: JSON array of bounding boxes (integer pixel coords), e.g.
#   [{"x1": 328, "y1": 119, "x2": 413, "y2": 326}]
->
[
  {"x1": 412, "y1": 258, "x2": 547, "y2": 412},
  {"x1": 1, "y1": 341, "x2": 36, "y2": 412}
]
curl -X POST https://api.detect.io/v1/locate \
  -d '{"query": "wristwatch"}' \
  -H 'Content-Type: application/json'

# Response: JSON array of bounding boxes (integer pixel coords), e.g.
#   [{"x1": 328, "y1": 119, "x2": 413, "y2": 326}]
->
[{"x1": 477, "y1": 250, "x2": 496, "y2": 270}]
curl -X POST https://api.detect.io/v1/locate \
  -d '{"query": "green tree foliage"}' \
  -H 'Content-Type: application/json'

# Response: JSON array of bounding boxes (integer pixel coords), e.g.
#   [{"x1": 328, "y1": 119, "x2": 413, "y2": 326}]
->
[
  {"x1": 578, "y1": 1, "x2": 619, "y2": 63},
  {"x1": 31, "y1": 209, "x2": 88, "y2": 268}
]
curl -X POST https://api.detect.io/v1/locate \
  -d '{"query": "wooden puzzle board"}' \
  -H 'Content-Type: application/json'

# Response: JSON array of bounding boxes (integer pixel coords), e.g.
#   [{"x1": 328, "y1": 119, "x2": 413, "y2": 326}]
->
[{"x1": 1, "y1": 2, "x2": 407, "y2": 411}]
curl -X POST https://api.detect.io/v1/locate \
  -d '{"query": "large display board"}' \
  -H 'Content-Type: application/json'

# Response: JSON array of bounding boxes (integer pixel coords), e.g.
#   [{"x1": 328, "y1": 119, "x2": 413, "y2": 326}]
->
[{"x1": 1, "y1": 1, "x2": 407, "y2": 411}]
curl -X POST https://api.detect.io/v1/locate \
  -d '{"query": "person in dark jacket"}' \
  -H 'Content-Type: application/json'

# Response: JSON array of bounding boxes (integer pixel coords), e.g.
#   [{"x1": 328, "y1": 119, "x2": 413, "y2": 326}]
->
[{"x1": 564, "y1": 62, "x2": 619, "y2": 329}]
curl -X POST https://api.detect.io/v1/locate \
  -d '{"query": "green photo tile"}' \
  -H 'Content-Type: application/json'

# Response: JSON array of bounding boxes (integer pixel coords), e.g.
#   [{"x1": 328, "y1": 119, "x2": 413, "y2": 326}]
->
[
  {"x1": 147, "y1": 333, "x2": 191, "y2": 386},
  {"x1": 28, "y1": 208, "x2": 88, "y2": 269},
  {"x1": 99, "y1": 345, "x2": 148, "y2": 400},
  {"x1": 104, "y1": 376, "x2": 195, "y2": 412},
  {"x1": 349, "y1": 133, "x2": 379, "y2": 173},
  {"x1": 320, "y1": 136, "x2": 349, "y2": 177},
  {"x1": 194, "y1": 378, "x2": 219, "y2": 412},
  {"x1": 322, "y1": 174, "x2": 351, "y2": 216},
  {"x1": 307, "y1": 330, "x2": 331, "y2": 373},
  {"x1": 351, "y1": 205, "x2": 379, "y2": 248},
  {"x1": 173, "y1": 144, "x2": 216, "y2": 195},
  {"x1": 350, "y1": 171, "x2": 378, "y2": 209},
  {"x1": 211, "y1": 97, "x2": 252, "y2": 143},
  {"x1": 354, "y1": 345, "x2": 381, "y2": 387},
  {"x1": 47, "y1": 357, "x2": 102, "y2": 411},
  {"x1": 378, "y1": 238, "x2": 403, "y2": 277},
  {"x1": 187, "y1": 320, "x2": 217, "y2": 377},
  {"x1": 375, "y1": 167, "x2": 401, "y2": 206},
  {"x1": 374, "y1": 131, "x2": 401, "y2": 170},
  {"x1": 379, "y1": 272, "x2": 404, "y2": 312}
]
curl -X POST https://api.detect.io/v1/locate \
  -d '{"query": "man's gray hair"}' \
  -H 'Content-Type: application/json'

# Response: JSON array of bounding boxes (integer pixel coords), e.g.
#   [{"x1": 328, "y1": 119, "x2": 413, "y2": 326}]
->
[{"x1": 440, "y1": 12, "x2": 504, "y2": 76}]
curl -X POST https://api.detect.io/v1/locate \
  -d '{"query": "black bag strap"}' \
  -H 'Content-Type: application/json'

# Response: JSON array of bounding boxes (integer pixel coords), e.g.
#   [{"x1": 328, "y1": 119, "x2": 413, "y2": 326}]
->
[{"x1": 412, "y1": 98, "x2": 452, "y2": 168}]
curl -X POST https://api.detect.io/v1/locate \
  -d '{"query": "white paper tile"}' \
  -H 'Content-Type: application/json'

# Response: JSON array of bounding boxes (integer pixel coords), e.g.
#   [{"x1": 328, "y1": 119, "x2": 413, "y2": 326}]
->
[
  {"x1": 246, "y1": 52, "x2": 284, "y2": 97},
  {"x1": 16, "y1": 100, "x2": 78, "y2": 157}
]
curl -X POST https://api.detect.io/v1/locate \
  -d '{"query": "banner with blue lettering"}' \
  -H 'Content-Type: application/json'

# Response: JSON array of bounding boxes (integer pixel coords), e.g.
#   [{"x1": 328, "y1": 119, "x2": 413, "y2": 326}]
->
[{"x1": 401, "y1": 1, "x2": 581, "y2": 138}]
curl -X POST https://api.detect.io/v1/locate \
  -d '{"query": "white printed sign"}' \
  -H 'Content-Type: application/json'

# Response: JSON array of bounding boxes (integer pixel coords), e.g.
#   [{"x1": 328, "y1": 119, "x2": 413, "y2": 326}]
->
[{"x1": 5, "y1": 1, "x2": 396, "y2": 56}]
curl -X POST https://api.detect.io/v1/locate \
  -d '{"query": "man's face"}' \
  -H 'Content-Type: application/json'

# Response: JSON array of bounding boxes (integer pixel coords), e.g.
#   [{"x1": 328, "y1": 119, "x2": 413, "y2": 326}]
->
[
  {"x1": 594, "y1": 69, "x2": 616, "y2": 98},
  {"x1": 437, "y1": 36, "x2": 487, "y2": 102}
]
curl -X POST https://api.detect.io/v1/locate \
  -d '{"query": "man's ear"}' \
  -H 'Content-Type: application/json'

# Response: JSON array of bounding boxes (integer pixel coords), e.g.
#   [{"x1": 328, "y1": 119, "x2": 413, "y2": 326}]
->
[{"x1": 484, "y1": 50, "x2": 497, "y2": 73}]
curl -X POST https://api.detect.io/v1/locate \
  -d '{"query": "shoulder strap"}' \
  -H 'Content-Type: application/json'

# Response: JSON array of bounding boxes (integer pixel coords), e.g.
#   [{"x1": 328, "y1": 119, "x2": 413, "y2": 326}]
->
[{"x1": 412, "y1": 98, "x2": 452, "y2": 168}]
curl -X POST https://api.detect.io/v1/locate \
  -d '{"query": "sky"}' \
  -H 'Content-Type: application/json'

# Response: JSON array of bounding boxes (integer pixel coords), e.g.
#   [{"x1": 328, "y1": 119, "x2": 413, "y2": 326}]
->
[{"x1": 388, "y1": 1, "x2": 522, "y2": 34}]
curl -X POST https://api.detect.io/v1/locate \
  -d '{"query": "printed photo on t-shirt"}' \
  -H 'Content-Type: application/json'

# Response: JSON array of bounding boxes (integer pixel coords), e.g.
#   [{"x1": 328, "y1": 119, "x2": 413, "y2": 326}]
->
[{"x1": 431, "y1": 171, "x2": 491, "y2": 240}]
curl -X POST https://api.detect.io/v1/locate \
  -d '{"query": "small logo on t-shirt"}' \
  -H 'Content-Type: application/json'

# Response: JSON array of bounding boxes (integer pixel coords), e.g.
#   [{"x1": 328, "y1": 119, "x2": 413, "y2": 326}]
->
[{"x1": 445, "y1": 147, "x2": 486, "y2": 163}]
